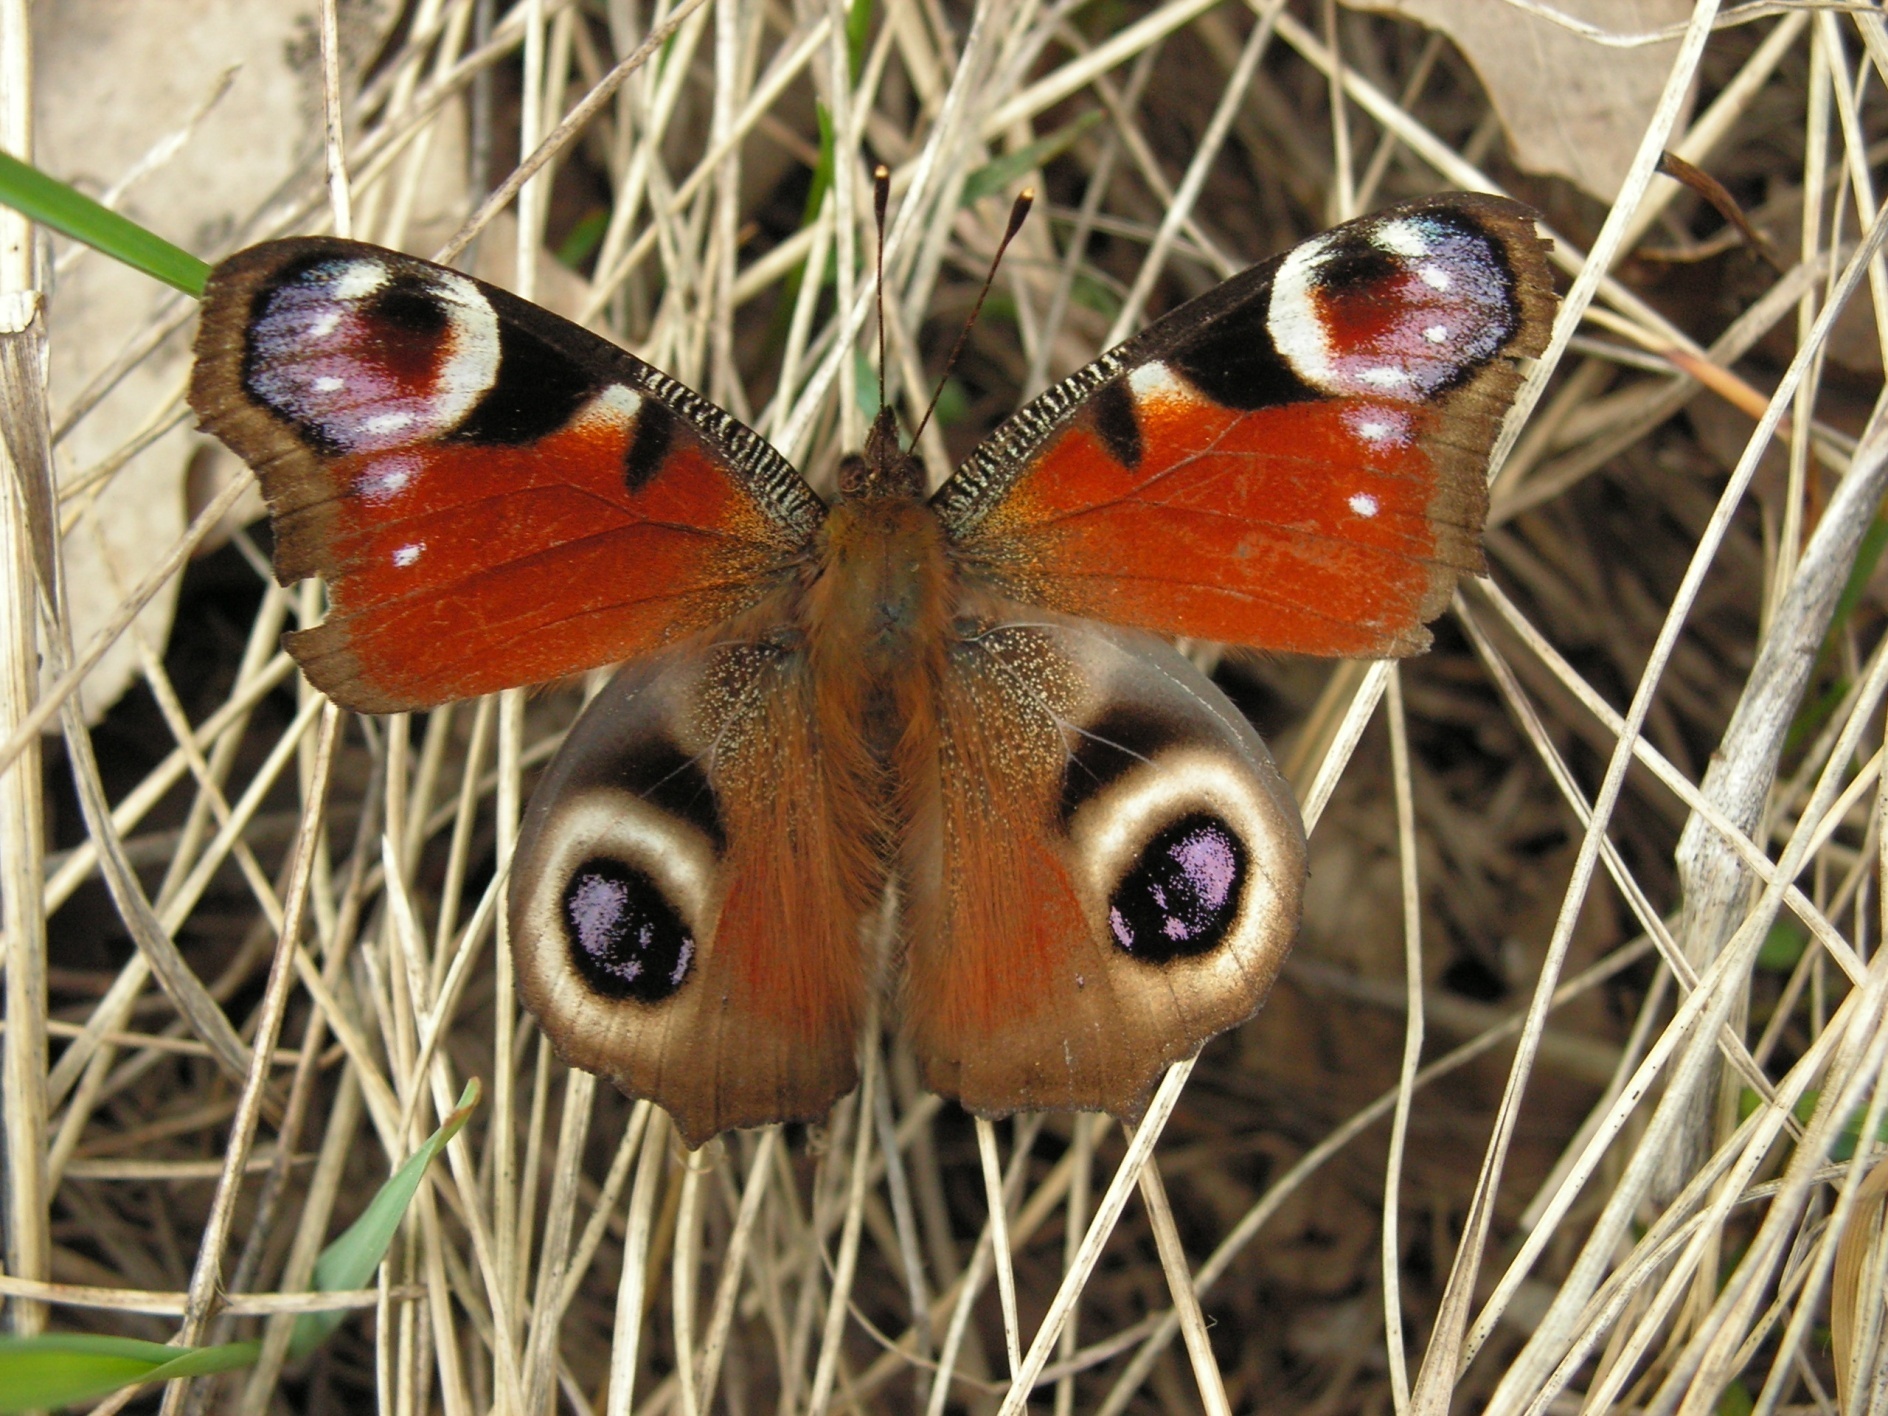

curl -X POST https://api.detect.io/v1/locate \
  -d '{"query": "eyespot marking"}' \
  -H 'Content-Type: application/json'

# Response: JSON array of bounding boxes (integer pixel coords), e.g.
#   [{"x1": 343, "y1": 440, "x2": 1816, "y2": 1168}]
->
[
  {"x1": 244, "y1": 252, "x2": 501, "y2": 454},
  {"x1": 1266, "y1": 207, "x2": 1521, "y2": 401},
  {"x1": 561, "y1": 857, "x2": 695, "y2": 1004},
  {"x1": 1108, "y1": 814, "x2": 1248, "y2": 964}
]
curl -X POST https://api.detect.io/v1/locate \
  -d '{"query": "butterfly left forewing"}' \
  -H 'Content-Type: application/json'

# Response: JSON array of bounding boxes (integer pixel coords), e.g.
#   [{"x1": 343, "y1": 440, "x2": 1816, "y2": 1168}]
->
[
  {"x1": 191, "y1": 239, "x2": 825, "y2": 713},
  {"x1": 935, "y1": 195, "x2": 1555, "y2": 659},
  {"x1": 898, "y1": 599, "x2": 1305, "y2": 1119}
]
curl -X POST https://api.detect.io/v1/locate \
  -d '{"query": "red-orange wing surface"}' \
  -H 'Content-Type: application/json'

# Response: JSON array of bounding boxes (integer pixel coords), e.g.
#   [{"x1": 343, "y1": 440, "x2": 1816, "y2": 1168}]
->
[
  {"x1": 191, "y1": 239, "x2": 824, "y2": 713},
  {"x1": 934, "y1": 195, "x2": 1556, "y2": 658}
]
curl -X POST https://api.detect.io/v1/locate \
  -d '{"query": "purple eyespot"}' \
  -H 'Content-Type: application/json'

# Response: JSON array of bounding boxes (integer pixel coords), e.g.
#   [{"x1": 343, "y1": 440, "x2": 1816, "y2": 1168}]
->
[
  {"x1": 561, "y1": 858, "x2": 694, "y2": 1003},
  {"x1": 242, "y1": 253, "x2": 500, "y2": 456},
  {"x1": 1108, "y1": 815, "x2": 1247, "y2": 964}
]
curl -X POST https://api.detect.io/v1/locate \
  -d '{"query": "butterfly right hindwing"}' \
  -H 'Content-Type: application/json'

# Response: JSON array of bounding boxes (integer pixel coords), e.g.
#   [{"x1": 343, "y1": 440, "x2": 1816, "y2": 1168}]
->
[{"x1": 898, "y1": 598, "x2": 1307, "y2": 1120}]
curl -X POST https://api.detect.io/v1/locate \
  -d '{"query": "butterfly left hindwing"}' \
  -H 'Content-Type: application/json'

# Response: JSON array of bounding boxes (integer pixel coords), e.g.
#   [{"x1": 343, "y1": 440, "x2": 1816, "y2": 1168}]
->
[{"x1": 510, "y1": 611, "x2": 886, "y2": 1150}]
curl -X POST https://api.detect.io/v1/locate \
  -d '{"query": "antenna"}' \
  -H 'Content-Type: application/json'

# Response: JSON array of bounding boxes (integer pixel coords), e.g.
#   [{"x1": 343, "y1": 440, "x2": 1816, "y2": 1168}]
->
[
  {"x1": 912, "y1": 186, "x2": 1034, "y2": 447},
  {"x1": 873, "y1": 164, "x2": 890, "y2": 418}
]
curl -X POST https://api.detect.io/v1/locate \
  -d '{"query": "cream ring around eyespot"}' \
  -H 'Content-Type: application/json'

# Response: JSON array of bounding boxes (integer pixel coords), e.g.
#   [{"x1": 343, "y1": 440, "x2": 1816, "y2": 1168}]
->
[
  {"x1": 425, "y1": 271, "x2": 503, "y2": 431},
  {"x1": 516, "y1": 786, "x2": 720, "y2": 1026},
  {"x1": 1061, "y1": 743, "x2": 1298, "y2": 982}
]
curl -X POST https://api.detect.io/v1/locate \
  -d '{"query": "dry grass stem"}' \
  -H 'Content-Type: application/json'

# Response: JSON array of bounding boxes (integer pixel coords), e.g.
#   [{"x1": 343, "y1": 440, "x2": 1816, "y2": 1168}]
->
[{"x1": 8, "y1": 2, "x2": 1888, "y2": 1412}]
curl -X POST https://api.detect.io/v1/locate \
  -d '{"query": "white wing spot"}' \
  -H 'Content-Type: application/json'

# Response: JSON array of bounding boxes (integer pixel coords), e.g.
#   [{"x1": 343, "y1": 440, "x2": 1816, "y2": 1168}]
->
[
  {"x1": 393, "y1": 542, "x2": 424, "y2": 567},
  {"x1": 331, "y1": 261, "x2": 390, "y2": 302},
  {"x1": 1359, "y1": 367, "x2": 1410, "y2": 389},
  {"x1": 1373, "y1": 218, "x2": 1431, "y2": 259},
  {"x1": 1419, "y1": 265, "x2": 1452, "y2": 291},
  {"x1": 1423, "y1": 325, "x2": 1450, "y2": 344},
  {"x1": 579, "y1": 382, "x2": 645, "y2": 432},
  {"x1": 309, "y1": 312, "x2": 341, "y2": 340},
  {"x1": 1128, "y1": 361, "x2": 1189, "y2": 408},
  {"x1": 1345, "y1": 406, "x2": 1411, "y2": 447},
  {"x1": 359, "y1": 458, "x2": 418, "y2": 502},
  {"x1": 599, "y1": 384, "x2": 643, "y2": 418},
  {"x1": 1349, "y1": 493, "x2": 1380, "y2": 518},
  {"x1": 362, "y1": 411, "x2": 416, "y2": 437},
  {"x1": 314, "y1": 375, "x2": 346, "y2": 392}
]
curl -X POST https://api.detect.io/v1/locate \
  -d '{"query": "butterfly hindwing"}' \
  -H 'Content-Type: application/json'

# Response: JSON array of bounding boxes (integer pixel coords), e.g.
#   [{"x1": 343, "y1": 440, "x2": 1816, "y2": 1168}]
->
[
  {"x1": 898, "y1": 598, "x2": 1306, "y2": 1119},
  {"x1": 190, "y1": 239, "x2": 825, "y2": 713},
  {"x1": 509, "y1": 611, "x2": 887, "y2": 1149},
  {"x1": 935, "y1": 195, "x2": 1555, "y2": 657}
]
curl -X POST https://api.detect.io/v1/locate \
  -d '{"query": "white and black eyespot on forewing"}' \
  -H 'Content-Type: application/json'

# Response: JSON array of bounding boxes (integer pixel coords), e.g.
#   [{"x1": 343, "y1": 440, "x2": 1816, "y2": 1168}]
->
[
  {"x1": 1266, "y1": 204, "x2": 1523, "y2": 401},
  {"x1": 242, "y1": 252, "x2": 501, "y2": 454}
]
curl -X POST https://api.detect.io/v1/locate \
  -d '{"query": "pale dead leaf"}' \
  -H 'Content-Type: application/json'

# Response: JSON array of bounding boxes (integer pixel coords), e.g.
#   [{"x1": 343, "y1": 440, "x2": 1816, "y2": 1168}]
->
[
  {"x1": 37, "y1": 0, "x2": 398, "y2": 721},
  {"x1": 1343, "y1": 0, "x2": 1693, "y2": 202}
]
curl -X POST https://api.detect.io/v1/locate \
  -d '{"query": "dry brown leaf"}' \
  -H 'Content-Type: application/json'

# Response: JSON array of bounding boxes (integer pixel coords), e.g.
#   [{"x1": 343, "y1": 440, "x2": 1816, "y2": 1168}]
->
[
  {"x1": 1343, "y1": 0, "x2": 1692, "y2": 202},
  {"x1": 1831, "y1": 1153, "x2": 1888, "y2": 1414}
]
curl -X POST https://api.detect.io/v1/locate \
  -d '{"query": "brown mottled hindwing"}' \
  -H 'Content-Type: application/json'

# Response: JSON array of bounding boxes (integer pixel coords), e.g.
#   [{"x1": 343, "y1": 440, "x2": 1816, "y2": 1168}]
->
[{"x1": 900, "y1": 605, "x2": 1307, "y2": 1120}]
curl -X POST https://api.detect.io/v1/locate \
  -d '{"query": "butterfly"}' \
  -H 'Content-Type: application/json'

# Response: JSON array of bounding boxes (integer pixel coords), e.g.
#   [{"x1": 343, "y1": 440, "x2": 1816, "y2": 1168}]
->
[{"x1": 189, "y1": 194, "x2": 1555, "y2": 1148}]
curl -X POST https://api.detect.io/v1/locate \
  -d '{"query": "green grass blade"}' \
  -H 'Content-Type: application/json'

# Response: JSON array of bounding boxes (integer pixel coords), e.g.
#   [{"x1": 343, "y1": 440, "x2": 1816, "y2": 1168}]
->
[
  {"x1": 845, "y1": 0, "x2": 874, "y2": 85},
  {"x1": 0, "y1": 1335, "x2": 260, "y2": 1413},
  {"x1": 0, "y1": 151, "x2": 208, "y2": 297},
  {"x1": 289, "y1": 1078, "x2": 481, "y2": 1358},
  {"x1": 0, "y1": 1080, "x2": 479, "y2": 1408},
  {"x1": 960, "y1": 111, "x2": 1104, "y2": 207}
]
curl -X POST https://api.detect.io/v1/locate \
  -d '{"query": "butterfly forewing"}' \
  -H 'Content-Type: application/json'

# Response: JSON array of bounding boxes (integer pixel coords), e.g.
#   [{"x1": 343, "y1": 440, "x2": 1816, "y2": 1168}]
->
[
  {"x1": 190, "y1": 239, "x2": 826, "y2": 713},
  {"x1": 935, "y1": 195, "x2": 1555, "y2": 657}
]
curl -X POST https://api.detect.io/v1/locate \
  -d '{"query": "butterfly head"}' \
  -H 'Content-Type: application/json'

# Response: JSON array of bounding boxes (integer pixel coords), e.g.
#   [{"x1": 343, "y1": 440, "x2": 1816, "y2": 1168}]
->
[{"x1": 836, "y1": 406, "x2": 925, "y2": 501}]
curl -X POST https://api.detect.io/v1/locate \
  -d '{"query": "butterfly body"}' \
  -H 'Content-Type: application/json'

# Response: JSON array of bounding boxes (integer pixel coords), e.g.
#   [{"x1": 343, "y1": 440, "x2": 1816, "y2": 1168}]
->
[{"x1": 190, "y1": 195, "x2": 1557, "y2": 1147}]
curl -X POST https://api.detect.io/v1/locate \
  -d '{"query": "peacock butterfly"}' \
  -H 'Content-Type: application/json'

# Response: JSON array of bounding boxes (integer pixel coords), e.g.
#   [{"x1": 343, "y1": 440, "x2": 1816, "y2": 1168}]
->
[{"x1": 189, "y1": 194, "x2": 1556, "y2": 1148}]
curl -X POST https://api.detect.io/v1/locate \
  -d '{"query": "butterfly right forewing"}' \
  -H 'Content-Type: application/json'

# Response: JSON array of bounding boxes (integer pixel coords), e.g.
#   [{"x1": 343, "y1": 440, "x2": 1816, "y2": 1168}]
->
[
  {"x1": 935, "y1": 195, "x2": 1556, "y2": 659},
  {"x1": 191, "y1": 238, "x2": 827, "y2": 713}
]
